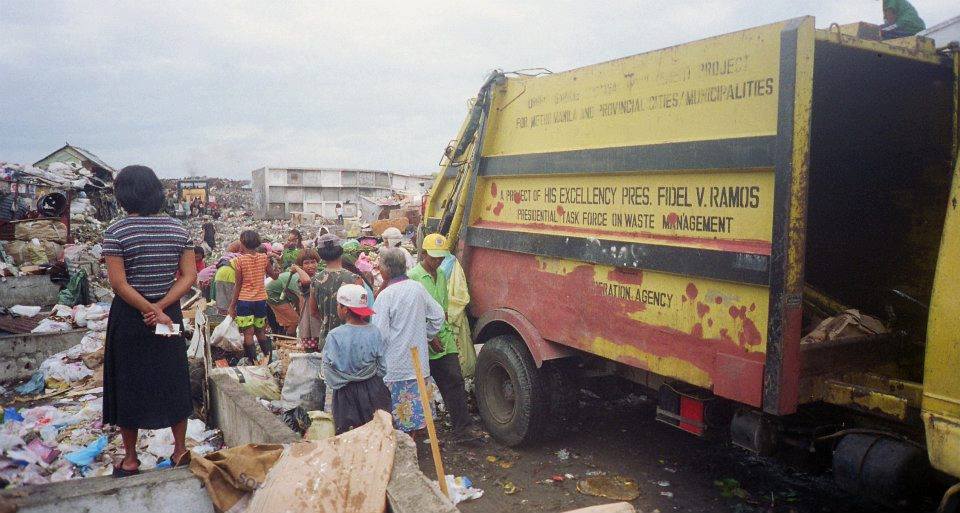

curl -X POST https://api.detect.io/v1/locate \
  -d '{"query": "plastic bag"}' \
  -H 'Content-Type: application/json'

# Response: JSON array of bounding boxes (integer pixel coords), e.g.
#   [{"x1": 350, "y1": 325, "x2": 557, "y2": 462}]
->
[
  {"x1": 281, "y1": 353, "x2": 325, "y2": 411},
  {"x1": 212, "y1": 366, "x2": 281, "y2": 401},
  {"x1": 9, "y1": 305, "x2": 41, "y2": 317},
  {"x1": 445, "y1": 475, "x2": 484, "y2": 504},
  {"x1": 64, "y1": 435, "x2": 108, "y2": 467},
  {"x1": 14, "y1": 220, "x2": 67, "y2": 244},
  {"x1": 15, "y1": 372, "x2": 45, "y2": 395},
  {"x1": 210, "y1": 316, "x2": 243, "y2": 352},
  {"x1": 304, "y1": 411, "x2": 335, "y2": 441}
]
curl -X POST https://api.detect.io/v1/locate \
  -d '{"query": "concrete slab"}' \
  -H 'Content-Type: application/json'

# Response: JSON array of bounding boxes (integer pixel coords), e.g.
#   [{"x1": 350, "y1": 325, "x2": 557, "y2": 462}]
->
[
  {"x1": 0, "y1": 329, "x2": 87, "y2": 383},
  {"x1": 0, "y1": 276, "x2": 61, "y2": 309},
  {"x1": 0, "y1": 468, "x2": 213, "y2": 513},
  {"x1": 207, "y1": 372, "x2": 300, "y2": 446}
]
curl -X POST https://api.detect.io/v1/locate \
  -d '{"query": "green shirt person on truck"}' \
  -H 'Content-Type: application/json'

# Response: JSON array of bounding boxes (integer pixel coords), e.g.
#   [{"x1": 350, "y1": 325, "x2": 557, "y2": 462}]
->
[{"x1": 881, "y1": 0, "x2": 925, "y2": 39}]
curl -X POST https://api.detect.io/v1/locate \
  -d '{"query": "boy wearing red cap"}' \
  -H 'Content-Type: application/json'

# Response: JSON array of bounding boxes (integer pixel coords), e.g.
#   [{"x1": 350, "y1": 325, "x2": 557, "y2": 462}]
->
[{"x1": 322, "y1": 284, "x2": 391, "y2": 434}]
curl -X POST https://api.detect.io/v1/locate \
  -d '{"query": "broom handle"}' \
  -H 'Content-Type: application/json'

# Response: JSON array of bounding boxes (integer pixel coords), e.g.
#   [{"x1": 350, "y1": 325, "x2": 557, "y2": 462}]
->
[{"x1": 410, "y1": 346, "x2": 449, "y2": 498}]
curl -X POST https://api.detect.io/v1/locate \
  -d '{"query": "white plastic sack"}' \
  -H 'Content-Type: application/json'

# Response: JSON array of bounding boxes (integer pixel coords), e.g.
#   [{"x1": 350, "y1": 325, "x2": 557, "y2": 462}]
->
[
  {"x1": 281, "y1": 353, "x2": 325, "y2": 411},
  {"x1": 445, "y1": 475, "x2": 484, "y2": 504},
  {"x1": 31, "y1": 319, "x2": 72, "y2": 333},
  {"x1": 10, "y1": 305, "x2": 41, "y2": 317},
  {"x1": 210, "y1": 316, "x2": 243, "y2": 352},
  {"x1": 39, "y1": 356, "x2": 93, "y2": 382},
  {"x1": 212, "y1": 366, "x2": 281, "y2": 401}
]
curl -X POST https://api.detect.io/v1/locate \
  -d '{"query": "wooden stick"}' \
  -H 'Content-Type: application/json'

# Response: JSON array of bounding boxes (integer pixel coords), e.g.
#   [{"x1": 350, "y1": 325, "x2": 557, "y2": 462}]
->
[{"x1": 410, "y1": 346, "x2": 449, "y2": 498}]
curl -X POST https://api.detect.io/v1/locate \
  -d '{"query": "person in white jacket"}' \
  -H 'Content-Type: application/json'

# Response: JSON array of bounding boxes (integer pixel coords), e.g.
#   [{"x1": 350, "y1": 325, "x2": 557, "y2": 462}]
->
[{"x1": 371, "y1": 247, "x2": 444, "y2": 435}]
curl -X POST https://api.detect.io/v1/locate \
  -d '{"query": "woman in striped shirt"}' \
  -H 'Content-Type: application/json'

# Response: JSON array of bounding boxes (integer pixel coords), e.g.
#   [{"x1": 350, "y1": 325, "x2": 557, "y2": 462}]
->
[{"x1": 102, "y1": 165, "x2": 197, "y2": 477}]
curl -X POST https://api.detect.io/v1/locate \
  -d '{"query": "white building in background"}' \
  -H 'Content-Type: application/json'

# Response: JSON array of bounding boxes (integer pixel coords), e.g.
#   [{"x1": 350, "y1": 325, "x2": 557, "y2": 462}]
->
[
  {"x1": 920, "y1": 14, "x2": 960, "y2": 47},
  {"x1": 251, "y1": 167, "x2": 434, "y2": 220}
]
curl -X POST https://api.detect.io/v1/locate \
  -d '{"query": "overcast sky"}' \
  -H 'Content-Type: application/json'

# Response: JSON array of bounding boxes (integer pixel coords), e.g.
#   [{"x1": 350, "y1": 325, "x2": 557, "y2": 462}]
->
[{"x1": 1, "y1": 1, "x2": 956, "y2": 179}]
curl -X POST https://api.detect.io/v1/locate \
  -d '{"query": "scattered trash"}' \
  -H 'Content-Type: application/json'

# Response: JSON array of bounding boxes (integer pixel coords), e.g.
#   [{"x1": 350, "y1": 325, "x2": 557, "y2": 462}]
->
[
  {"x1": 499, "y1": 460, "x2": 514, "y2": 469},
  {"x1": 715, "y1": 478, "x2": 750, "y2": 499},
  {"x1": 556, "y1": 448, "x2": 570, "y2": 461},
  {"x1": 64, "y1": 435, "x2": 108, "y2": 467},
  {"x1": 486, "y1": 455, "x2": 498, "y2": 463},
  {"x1": 304, "y1": 411, "x2": 335, "y2": 441},
  {"x1": 564, "y1": 473, "x2": 575, "y2": 479},
  {"x1": 664, "y1": 466, "x2": 677, "y2": 473},
  {"x1": 551, "y1": 474, "x2": 565, "y2": 482},
  {"x1": 658, "y1": 480, "x2": 671, "y2": 487},
  {"x1": 14, "y1": 372, "x2": 45, "y2": 395},
  {"x1": 445, "y1": 475, "x2": 484, "y2": 504},
  {"x1": 3, "y1": 407, "x2": 24, "y2": 423},
  {"x1": 31, "y1": 318, "x2": 72, "y2": 333},
  {"x1": 660, "y1": 491, "x2": 674, "y2": 498},
  {"x1": 577, "y1": 475, "x2": 641, "y2": 501},
  {"x1": 502, "y1": 481, "x2": 519, "y2": 494},
  {"x1": 585, "y1": 469, "x2": 607, "y2": 476}
]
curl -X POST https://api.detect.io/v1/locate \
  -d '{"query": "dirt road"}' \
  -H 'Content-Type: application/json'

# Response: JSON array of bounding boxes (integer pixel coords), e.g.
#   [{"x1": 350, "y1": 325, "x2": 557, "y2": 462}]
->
[{"x1": 418, "y1": 384, "x2": 939, "y2": 513}]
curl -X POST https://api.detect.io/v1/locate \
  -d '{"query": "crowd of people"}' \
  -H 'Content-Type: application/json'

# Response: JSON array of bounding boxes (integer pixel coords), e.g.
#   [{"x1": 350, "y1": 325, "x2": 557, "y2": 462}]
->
[{"x1": 102, "y1": 165, "x2": 481, "y2": 476}]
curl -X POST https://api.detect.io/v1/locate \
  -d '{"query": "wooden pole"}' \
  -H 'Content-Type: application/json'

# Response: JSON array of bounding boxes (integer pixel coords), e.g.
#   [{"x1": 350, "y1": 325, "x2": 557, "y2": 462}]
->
[{"x1": 410, "y1": 346, "x2": 449, "y2": 498}]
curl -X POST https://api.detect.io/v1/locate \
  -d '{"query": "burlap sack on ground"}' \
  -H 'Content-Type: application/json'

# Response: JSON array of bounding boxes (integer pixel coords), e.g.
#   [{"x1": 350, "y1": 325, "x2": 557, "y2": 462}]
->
[{"x1": 189, "y1": 443, "x2": 285, "y2": 513}]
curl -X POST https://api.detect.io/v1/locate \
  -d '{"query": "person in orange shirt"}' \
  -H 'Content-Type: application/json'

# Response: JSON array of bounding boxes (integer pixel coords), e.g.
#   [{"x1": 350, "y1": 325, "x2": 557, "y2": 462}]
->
[{"x1": 228, "y1": 230, "x2": 278, "y2": 364}]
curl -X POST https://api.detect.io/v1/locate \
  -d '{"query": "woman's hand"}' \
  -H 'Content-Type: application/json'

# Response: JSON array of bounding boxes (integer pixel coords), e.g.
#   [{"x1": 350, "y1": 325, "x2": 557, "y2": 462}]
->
[{"x1": 143, "y1": 304, "x2": 173, "y2": 328}]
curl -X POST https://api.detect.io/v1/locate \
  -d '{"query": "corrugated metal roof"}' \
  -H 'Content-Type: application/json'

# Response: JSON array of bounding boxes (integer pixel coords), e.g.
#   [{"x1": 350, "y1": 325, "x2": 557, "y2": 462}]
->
[{"x1": 70, "y1": 146, "x2": 116, "y2": 173}]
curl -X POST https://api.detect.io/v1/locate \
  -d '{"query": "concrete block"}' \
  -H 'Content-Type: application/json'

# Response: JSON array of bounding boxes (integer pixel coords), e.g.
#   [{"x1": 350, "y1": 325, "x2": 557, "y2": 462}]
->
[
  {"x1": 0, "y1": 468, "x2": 213, "y2": 513},
  {"x1": 0, "y1": 276, "x2": 61, "y2": 309},
  {"x1": 208, "y1": 372, "x2": 300, "y2": 446},
  {"x1": 388, "y1": 431, "x2": 459, "y2": 513},
  {"x1": 0, "y1": 330, "x2": 87, "y2": 383}
]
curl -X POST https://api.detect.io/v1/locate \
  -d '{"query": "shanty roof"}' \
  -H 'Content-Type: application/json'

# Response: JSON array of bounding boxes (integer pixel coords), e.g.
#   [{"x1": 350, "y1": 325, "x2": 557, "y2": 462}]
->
[
  {"x1": 920, "y1": 14, "x2": 960, "y2": 45},
  {"x1": 34, "y1": 143, "x2": 116, "y2": 174}
]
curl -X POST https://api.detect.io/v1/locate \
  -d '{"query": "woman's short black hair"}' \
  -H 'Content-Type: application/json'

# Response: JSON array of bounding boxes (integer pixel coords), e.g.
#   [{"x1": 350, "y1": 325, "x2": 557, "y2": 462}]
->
[
  {"x1": 240, "y1": 230, "x2": 261, "y2": 250},
  {"x1": 194, "y1": 245, "x2": 205, "y2": 258},
  {"x1": 290, "y1": 229, "x2": 302, "y2": 243},
  {"x1": 114, "y1": 165, "x2": 165, "y2": 215},
  {"x1": 317, "y1": 241, "x2": 343, "y2": 262}
]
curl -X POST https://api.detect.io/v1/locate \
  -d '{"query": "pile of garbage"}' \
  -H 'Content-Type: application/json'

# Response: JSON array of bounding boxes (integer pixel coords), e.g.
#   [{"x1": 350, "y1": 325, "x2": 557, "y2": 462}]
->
[{"x1": 1, "y1": 314, "x2": 222, "y2": 488}]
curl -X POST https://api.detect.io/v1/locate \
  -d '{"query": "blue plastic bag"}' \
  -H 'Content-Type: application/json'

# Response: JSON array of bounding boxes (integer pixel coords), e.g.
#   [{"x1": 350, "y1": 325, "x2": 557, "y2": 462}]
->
[
  {"x1": 65, "y1": 435, "x2": 108, "y2": 467},
  {"x1": 3, "y1": 407, "x2": 23, "y2": 423},
  {"x1": 14, "y1": 372, "x2": 45, "y2": 395}
]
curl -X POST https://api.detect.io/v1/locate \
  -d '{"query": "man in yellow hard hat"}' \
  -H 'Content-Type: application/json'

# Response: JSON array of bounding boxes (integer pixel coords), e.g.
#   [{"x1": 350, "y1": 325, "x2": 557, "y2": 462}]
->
[{"x1": 408, "y1": 233, "x2": 484, "y2": 442}]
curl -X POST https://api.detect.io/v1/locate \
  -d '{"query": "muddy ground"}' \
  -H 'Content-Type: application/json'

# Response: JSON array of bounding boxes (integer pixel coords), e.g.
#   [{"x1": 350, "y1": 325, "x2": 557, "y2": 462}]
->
[{"x1": 418, "y1": 381, "x2": 943, "y2": 513}]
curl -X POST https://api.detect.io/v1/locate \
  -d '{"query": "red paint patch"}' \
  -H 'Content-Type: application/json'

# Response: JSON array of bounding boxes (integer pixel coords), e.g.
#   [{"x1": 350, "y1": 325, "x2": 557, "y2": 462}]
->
[
  {"x1": 727, "y1": 305, "x2": 762, "y2": 347},
  {"x1": 490, "y1": 182, "x2": 498, "y2": 197},
  {"x1": 714, "y1": 296, "x2": 723, "y2": 305},
  {"x1": 685, "y1": 282, "x2": 699, "y2": 300},
  {"x1": 556, "y1": 205, "x2": 565, "y2": 216},
  {"x1": 667, "y1": 212, "x2": 679, "y2": 225},
  {"x1": 696, "y1": 302, "x2": 710, "y2": 318},
  {"x1": 691, "y1": 323, "x2": 703, "y2": 338},
  {"x1": 729, "y1": 305, "x2": 743, "y2": 318},
  {"x1": 707, "y1": 318, "x2": 714, "y2": 327},
  {"x1": 719, "y1": 328, "x2": 732, "y2": 342},
  {"x1": 749, "y1": 303, "x2": 756, "y2": 312},
  {"x1": 607, "y1": 269, "x2": 643, "y2": 286},
  {"x1": 492, "y1": 202, "x2": 504, "y2": 216},
  {"x1": 485, "y1": 205, "x2": 491, "y2": 211},
  {"x1": 513, "y1": 192, "x2": 522, "y2": 204}
]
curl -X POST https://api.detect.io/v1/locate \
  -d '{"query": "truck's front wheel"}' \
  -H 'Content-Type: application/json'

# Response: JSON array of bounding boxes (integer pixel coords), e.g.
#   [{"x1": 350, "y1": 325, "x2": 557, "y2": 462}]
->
[{"x1": 476, "y1": 334, "x2": 549, "y2": 446}]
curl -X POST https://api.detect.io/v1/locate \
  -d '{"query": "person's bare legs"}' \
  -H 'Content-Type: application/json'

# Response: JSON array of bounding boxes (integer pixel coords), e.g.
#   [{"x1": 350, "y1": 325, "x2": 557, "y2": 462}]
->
[
  {"x1": 254, "y1": 326, "x2": 271, "y2": 363},
  {"x1": 171, "y1": 419, "x2": 188, "y2": 464},
  {"x1": 241, "y1": 327, "x2": 257, "y2": 362},
  {"x1": 118, "y1": 427, "x2": 139, "y2": 471}
]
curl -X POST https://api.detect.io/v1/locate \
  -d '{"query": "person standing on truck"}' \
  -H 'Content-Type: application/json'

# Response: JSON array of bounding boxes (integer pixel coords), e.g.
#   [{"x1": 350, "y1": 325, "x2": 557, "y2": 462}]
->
[
  {"x1": 372, "y1": 247, "x2": 445, "y2": 435},
  {"x1": 880, "y1": 0, "x2": 925, "y2": 39},
  {"x1": 408, "y1": 233, "x2": 483, "y2": 441}
]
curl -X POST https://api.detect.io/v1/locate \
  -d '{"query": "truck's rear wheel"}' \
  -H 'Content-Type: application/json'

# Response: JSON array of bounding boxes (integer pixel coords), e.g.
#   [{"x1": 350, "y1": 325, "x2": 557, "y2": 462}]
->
[{"x1": 476, "y1": 334, "x2": 548, "y2": 446}]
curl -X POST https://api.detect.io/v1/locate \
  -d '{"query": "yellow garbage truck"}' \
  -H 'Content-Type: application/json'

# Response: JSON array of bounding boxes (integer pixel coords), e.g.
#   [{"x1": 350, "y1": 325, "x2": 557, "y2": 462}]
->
[{"x1": 423, "y1": 16, "x2": 960, "y2": 509}]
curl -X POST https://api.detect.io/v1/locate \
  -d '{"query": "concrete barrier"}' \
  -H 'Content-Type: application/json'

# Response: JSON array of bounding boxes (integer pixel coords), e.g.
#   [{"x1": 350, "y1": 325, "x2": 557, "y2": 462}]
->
[
  {"x1": 207, "y1": 372, "x2": 301, "y2": 446},
  {"x1": 0, "y1": 275, "x2": 61, "y2": 309},
  {"x1": 0, "y1": 329, "x2": 87, "y2": 383}
]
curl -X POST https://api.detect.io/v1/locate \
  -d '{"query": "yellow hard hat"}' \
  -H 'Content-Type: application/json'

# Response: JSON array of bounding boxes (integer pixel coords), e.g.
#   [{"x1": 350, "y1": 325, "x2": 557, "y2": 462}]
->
[{"x1": 422, "y1": 233, "x2": 450, "y2": 257}]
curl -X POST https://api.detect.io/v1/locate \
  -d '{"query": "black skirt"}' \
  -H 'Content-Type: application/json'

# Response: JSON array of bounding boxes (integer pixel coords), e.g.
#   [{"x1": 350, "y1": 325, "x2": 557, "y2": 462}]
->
[
  {"x1": 332, "y1": 375, "x2": 391, "y2": 435},
  {"x1": 103, "y1": 297, "x2": 192, "y2": 430}
]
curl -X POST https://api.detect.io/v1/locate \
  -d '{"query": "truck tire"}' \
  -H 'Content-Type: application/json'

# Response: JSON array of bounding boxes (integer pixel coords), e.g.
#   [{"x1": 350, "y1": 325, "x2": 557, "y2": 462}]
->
[
  {"x1": 541, "y1": 360, "x2": 580, "y2": 438},
  {"x1": 476, "y1": 334, "x2": 549, "y2": 446}
]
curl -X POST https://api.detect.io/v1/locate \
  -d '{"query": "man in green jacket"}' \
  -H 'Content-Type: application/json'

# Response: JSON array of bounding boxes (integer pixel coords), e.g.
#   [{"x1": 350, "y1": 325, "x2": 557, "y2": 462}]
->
[
  {"x1": 408, "y1": 233, "x2": 482, "y2": 442},
  {"x1": 881, "y1": 0, "x2": 925, "y2": 39}
]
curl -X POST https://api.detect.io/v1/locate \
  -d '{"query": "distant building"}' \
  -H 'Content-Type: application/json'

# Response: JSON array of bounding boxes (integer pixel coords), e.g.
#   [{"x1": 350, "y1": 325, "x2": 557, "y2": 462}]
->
[
  {"x1": 920, "y1": 14, "x2": 960, "y2": 46},
  {"x1": 250, "y1": 167, "x2": 434, "y2": 220}
]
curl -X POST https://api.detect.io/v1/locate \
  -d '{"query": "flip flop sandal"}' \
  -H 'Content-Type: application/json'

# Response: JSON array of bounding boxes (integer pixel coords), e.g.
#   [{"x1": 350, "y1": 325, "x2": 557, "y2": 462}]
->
[{"x1": 112, "y1": 459, "x2": 141, "y2": 478}]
